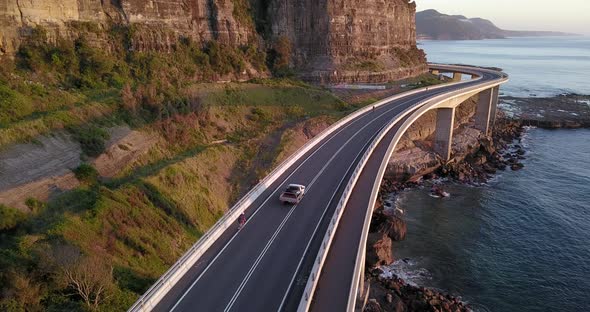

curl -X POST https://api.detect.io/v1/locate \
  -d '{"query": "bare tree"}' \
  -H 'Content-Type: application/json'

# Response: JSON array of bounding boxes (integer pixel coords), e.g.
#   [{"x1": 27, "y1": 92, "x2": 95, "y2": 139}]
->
[{"x1": 62, "y1": 255, "x2": 114, "y2": 310}]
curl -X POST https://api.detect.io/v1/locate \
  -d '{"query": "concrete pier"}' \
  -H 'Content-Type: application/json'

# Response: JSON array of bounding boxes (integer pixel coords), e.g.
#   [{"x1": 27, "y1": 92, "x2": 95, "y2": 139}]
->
[
  {"x1": 489, "y1": 86, "x2": 500, "y2": 127},
  {"x1": 475, "y1": 88, "x2": 494, "y2": 135},
  {"x1": 434, "y1": 107, "x2": 455, "y2": 161},
  {"x1": 431, "y1": 69, "x2": 440, "y2": 75},
  {"x1": 452, "y1": 72, "x2": 463, "y2": 81}
]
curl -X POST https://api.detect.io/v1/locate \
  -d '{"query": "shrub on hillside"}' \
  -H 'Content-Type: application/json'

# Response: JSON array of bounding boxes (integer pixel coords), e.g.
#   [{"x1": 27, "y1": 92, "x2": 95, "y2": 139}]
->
[
  {"x1": 70, "y1": 126, "x2": 110, "y2": 157},
  {"x1": 0, "y1": 84, "x2": 34, "y2": 125},
  {"x1": 73, "y1": 163, "x2": 99, "y2": 184},
  {"x1": 25, "y1": 198, "x2": 47, "y2": 214},
  {"x1": 0, "y1": 204, "x2": 27, "y2": 231}
]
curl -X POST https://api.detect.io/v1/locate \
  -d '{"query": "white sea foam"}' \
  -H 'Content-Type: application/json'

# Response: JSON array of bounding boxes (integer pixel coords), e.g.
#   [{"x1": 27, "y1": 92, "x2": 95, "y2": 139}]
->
[
  {"x1": 497, "y1": 102, "x2": 521, "y2": 118},
  {"x1": 380, "y1": 258, "x2": 432, "y2": 286}
]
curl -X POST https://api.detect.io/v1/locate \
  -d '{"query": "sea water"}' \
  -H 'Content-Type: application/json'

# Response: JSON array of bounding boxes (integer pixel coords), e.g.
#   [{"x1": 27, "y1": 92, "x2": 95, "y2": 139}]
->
[{"x1": 420, "y1": 36, "x2": 590, "y2": 97}]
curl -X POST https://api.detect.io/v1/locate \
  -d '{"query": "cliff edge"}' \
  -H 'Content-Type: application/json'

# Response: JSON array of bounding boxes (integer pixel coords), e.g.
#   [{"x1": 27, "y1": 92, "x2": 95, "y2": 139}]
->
[{"x1": 0, "y1": 0, "x2": 427, "y2": 83}]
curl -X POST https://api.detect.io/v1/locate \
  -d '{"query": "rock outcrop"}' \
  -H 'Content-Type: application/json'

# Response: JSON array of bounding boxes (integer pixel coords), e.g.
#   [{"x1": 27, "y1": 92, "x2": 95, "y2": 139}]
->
[
  {"x1": 366, "y1": 269, "x2": 470, "y2": 312},
  {"x1": 0, "y1": 0, "x2": 253, "y2": 56},
  {"x1": 269, "y1": 0, "x2": 427, "y2": 83},
  {"x1": 0, "y1": 0, "x2": 427, "y2": 83},
  {"x1": 367, "y1": 204, "x2": 407, "y2": 268}
]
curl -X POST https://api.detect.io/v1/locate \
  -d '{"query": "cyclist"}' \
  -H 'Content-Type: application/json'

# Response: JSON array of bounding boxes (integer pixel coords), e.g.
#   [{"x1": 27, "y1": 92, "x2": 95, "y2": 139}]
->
[{"x1": 238, "y1": 213, "x2": 246, "y2": 229}]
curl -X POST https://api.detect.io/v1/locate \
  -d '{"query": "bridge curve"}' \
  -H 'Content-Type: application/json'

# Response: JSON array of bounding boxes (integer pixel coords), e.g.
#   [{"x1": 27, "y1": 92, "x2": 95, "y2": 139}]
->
[
  {"x1": 129, "y1": 65, "x2": 507, "y2": 312},
  {"x1": 307, "y1": 65, "x2": 507, "y2": 312}
]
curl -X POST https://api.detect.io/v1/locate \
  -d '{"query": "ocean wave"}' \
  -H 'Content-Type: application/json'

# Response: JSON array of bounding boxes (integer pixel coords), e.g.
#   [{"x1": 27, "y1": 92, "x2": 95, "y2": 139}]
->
[{"x1": 380, "y1": 258, "x2": 432, "y2": 286}]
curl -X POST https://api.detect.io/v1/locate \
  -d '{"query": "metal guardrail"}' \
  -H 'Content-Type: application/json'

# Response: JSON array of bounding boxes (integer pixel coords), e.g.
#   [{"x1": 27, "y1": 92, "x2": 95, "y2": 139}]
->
[{"x1": 296, "y1": 65, "x2": 509, "y2": 312}]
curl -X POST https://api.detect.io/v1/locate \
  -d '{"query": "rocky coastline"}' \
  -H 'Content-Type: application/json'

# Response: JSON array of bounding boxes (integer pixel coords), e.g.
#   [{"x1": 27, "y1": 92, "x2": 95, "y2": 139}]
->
[
  {"x1": 499, "y1": 94, "x2": 590, "y2": 128},
  {"x1": 364, "y1": 114, "x2": 525, "y2": 312}
]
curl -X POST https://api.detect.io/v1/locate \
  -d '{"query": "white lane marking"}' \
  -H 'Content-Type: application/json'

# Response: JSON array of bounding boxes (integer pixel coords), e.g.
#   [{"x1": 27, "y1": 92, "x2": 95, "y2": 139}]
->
[
  {"x1": 275, "y1": 127, "x2": 382, "y2": 312},
  {"x1": 170, "y1": 92, "x2": 434, "y2": 312},
  {"x1": 223, "y1": 94, "x2": 433, "y2": 312}
]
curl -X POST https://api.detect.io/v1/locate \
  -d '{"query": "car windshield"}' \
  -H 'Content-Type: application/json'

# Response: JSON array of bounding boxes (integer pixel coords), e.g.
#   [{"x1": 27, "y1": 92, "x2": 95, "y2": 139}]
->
[{"x1": 287, "y1": 186, "x2": 300, "y2": 192}]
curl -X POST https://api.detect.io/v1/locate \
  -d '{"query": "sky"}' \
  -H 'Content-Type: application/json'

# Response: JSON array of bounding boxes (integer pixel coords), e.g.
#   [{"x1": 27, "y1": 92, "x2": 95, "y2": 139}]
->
[{"x1": 416, "y1": 0, "x2": 590, "y2": 35}]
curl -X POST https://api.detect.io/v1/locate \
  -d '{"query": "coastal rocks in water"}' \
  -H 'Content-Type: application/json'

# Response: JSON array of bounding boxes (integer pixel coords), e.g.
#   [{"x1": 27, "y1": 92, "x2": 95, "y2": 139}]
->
[
  {"x1": 365, "y1": 270, "x2": 469, "y2": 312},
  {"x1": 511, "y1": 163, "x2": 524, "y2": 171},
  {"x1": 366, "y1": 205, "x2": 408, "y2": 268},
  {"x1": 438, "y1": 115, "x2": 525, "y2": 184},
  {"x1": 367, "y1": 232, "x2": 394, "y2": 267},
  {"x1": 371, "y1": 207, "x2": 407, "y2": 242},
  {"x1": 364, "y1": 299, "x2": 384, "y2": 312},
  {"x1": 499, "y1": 94, "x2": 590, "y2": 128}
]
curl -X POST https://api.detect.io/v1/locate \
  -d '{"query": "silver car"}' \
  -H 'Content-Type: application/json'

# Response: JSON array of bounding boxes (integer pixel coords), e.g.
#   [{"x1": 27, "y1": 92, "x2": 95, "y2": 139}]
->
[{"x1": 279, "y1": 184, "x2": 306, "y2": 204}]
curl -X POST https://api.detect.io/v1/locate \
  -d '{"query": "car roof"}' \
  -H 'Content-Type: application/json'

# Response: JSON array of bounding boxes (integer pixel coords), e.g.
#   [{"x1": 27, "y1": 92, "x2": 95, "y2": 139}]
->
[{"x1": 287, "y1": 184, "x2": 304, "y2": 188}]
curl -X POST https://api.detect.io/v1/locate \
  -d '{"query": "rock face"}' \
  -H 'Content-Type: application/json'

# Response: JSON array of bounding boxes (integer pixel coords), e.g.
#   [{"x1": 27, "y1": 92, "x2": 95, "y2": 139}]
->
[
  {"x1": 0, "y1": 0, "x2": 252, "y2": 55},
  {"x1": 366, "y1": 205, "x2": 407, "y2": 268},
  {"x1": 0, "y1": 0, "x2": 426, "y2": 82},
  {"x1": 269, "y1": 0, "x2": 427, "y2": 83}
]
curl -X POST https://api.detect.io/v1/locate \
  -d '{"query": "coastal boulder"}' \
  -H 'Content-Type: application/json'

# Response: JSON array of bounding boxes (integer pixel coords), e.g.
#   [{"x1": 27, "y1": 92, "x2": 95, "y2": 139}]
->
[{"x1": 367, "y1": 232, "x2": 394, "y2": 267}]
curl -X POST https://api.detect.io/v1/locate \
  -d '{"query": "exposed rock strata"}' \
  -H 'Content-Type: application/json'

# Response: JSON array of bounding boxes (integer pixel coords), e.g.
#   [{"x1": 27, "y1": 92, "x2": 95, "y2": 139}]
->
[
  {"x1": 0, "y1": 0, "x2": 427, "y2": 82},
  {"x1": 0, "y1": 0, "x2": 252, "y2": 55},
  {"x1": 269, "y1": 0, "x2": 427, "y2": 82},
  {"x1": 0, "y1": 126, "x2": 156, "y2": 211}
]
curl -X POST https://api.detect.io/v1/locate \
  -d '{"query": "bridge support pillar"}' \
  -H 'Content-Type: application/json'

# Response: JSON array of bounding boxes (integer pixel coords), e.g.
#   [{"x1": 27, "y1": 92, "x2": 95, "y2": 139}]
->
[
  {"x1": 434, "y1": 107, "x2": 455, "y2": 161},
  {"x1": 489, "y1": 86, "x2": 500, "y2": 127},
  {"x1": 452, "y1": 72, "x2": 463, "y2": 81},
  {"x1": 431, "y1": 69, "x2": 439, "y2": 75},
  {"x1": 475, "y1": 88, "x2": 494, "y2": 136}
]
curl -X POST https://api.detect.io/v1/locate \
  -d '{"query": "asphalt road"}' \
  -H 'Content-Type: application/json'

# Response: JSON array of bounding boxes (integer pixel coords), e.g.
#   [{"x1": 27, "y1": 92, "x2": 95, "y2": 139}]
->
[{"x1": 153, "y1": 68, "x2": 502, "y2": 312}]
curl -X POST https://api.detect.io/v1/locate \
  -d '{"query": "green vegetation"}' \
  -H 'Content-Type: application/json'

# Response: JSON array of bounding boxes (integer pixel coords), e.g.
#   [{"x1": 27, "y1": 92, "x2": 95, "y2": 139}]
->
[
  {"x1": 0, "y1": 84, "x2": 34, "y2": 125},
  {"x1": 399, "y1": 73, "x2": 445, "y2": 89},
  {"x1": 73, "y1": 163, "x2": 99, "y2": 184},
  {"x1": 0, "y1": 19, "x2": 431, "y2": 311},
  {"x1": 0, "y1": 205, "x2": 27, "y2": 231},
  {"x1": 343, "y1": 58, "x2": 385, "y2": 72},
  {"x1": 70, "y1": 126, "x2": 110, "y2": 157},
  {"x1": 0, "y1": 24, "x2": 349, "y2": 310}
]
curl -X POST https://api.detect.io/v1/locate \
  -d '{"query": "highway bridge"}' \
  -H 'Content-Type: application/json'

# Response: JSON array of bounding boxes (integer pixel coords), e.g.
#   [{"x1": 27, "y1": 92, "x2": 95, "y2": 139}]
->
[{"x1": 130, "y1": 64, "x2": 508, "y2": 312}]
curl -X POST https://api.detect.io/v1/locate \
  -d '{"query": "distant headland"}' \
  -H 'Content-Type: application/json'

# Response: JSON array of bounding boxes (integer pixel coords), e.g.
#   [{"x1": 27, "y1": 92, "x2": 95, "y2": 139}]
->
[{"x1": 417, "y1": 9, "x2": 578, "y2": 40}]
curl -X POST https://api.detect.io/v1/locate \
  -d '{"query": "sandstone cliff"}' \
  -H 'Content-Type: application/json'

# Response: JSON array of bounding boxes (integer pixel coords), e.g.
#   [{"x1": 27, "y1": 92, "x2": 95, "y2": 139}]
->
[
  {"x1": 0, "y1": 0, "x2": 253, "y2": 55},
  {"x1": 0, "y1": 0, "x2": 426, "y2": 83},
  {"x1": 269, "y1": 0, "x2": 427, "y2": 82}
]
